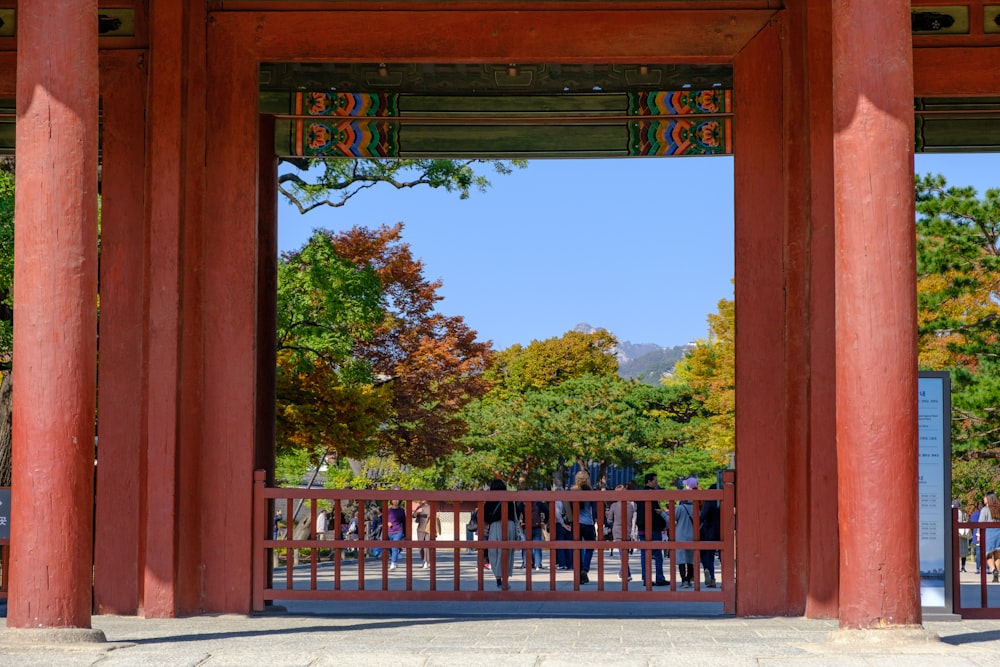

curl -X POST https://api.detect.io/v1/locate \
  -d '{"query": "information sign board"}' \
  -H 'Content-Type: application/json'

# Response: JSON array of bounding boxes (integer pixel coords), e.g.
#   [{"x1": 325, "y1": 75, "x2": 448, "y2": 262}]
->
[{"x1": 918, "y1": 371, "x2": 951, "y2": 611}]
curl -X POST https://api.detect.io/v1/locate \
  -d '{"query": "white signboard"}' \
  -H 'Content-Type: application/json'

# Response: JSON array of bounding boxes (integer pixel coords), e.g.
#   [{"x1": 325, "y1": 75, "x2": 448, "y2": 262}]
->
[{"x1": 918, "y1": 371, "x2": 951, "y2": 610}]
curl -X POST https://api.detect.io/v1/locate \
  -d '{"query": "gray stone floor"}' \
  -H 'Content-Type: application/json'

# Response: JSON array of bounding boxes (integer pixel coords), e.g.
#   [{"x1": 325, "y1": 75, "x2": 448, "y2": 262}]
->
[
  {"x1": 2, "y1": 606, "x2": 1000, "y2": 666},
  {"x1": 0, "y1": 567, "x2": 998, "y2": 666}
]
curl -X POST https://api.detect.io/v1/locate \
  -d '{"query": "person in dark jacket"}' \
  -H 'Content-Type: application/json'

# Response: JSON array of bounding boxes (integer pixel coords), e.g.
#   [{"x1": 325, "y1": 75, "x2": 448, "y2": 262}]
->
[
  {"x1": 635, "y1": 472, "x2": 668, "y2": 586},
  {"x1": 700, "y1": 483, "x2": 721, "y2": 588}
]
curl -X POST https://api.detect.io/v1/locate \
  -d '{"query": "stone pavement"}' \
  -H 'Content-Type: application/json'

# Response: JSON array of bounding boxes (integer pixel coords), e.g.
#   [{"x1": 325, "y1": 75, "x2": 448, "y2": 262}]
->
[
  {"x1": 1, "y1": 569, "x2": 999, "y2": 666},
  {"x1": 2, "y1": 598, "x2": 1000, "y2": 667}
]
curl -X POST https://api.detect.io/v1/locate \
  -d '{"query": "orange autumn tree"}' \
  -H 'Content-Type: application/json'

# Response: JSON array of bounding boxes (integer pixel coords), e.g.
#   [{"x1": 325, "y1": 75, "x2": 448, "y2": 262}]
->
[
  {"x1": 667, "y1": 296, "x2": 735, "y2": 467},
  {"x1": 305, "y1": 223, "x2": 493, "y2": 467},
  {"x1": 276, "y1": 351, "x2": 391, "y2": 460}
]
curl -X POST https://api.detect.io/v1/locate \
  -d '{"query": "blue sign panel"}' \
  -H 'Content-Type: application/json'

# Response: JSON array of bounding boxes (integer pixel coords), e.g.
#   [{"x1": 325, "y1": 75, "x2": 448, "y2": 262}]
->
[{"x1": 0, "y1": 487, "x2": 9, "y2": 541}]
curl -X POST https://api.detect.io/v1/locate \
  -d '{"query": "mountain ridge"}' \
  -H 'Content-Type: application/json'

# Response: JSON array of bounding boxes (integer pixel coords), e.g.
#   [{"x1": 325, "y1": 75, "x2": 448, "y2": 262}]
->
[{"x1": 571, "y1": 322, "x2": 692, "y2": 386}]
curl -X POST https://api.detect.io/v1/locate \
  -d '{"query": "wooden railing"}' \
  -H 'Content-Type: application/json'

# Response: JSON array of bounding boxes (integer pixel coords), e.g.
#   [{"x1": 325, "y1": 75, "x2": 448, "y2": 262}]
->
[
  {"x1": 252, "y1": 470, "x2": 736, "y2": 611},
  {"x1": 952, "y1": 508, "x2": 1000, "y2": 619}
]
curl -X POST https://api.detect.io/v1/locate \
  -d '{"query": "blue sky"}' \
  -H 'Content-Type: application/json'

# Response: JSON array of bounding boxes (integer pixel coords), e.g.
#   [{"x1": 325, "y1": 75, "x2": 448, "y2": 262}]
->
[{"x1": 277, "y1": 153, "x2": 1000, "y2": 351}]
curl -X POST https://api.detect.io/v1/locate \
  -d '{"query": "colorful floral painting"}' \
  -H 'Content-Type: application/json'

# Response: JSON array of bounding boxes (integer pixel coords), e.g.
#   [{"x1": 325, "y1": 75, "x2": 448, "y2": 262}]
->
[
  {"x1": 627, "y1": 90, "x2": 732, "y2": 117},
  {"x1": 302, "y1": 120, "x2": 398, "y2": 157},
  {"x1": 294, "y1": 92, "x2": 400, "y2": 157},
  {"x1": 300, "y1": 92, "x2": 398, "y2": 117},
  {"x1": 628, "y1": 118, "x2": 732, "y2": 156},
  {"x1": 626, "y1": 90, "x2": 732, "y2": 155}
]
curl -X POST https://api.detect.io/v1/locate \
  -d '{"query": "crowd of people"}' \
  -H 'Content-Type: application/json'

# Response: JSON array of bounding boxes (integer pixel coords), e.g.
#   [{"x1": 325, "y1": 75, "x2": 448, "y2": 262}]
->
[{"x1": 466, "y1": 471, "x2": 724, "y2": 588}]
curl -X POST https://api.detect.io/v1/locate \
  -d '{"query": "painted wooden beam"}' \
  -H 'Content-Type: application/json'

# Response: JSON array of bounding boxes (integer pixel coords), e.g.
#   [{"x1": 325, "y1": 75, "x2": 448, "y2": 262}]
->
[
  {"x1": 0, "y1": 51, "x2": 12, "y2": 94},
  {"x1": 913, "y1": 46, "x2": 1000, "y2": 96}
]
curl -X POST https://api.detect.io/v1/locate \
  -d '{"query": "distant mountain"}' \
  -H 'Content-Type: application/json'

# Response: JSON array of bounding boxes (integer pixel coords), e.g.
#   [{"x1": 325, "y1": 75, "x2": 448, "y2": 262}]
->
[
  {"x1": 618, "y1": 346, "x2": 690, "y2": 385},
  {"x1": 571, "y1": 322, "x2": 692, "y2": 386}
]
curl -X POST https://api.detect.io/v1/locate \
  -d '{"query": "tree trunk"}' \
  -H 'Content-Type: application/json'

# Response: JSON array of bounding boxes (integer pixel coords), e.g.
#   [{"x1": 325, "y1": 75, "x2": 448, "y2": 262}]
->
[
  {"x1": 596, "y1": 461, "x2": 608, "y2": 489},
  {"x1": 346, "y1": 457, "x2": 363, "y2": 476},
  {"x1": 551, "y1": 463, "x2": 568, "y2": 491},
  {"x1": 0, "y1": 371, "x2": 10, "y2": 486}
]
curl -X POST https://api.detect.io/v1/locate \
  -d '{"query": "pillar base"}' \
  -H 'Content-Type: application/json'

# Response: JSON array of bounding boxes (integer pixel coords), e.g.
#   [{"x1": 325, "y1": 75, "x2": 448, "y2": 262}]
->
[
  {"x1": 0, "y1": 627, "x2": 109, "y2": 645},
  {"x1": 254, "y1": 602, "x2": 288, "y2": 615}
]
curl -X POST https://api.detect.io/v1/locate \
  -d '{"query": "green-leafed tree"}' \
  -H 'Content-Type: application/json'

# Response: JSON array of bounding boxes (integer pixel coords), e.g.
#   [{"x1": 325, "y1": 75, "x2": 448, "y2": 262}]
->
[
  {"x1": 545, "y1": 374, "x2": 651, "y2": 482},
  {"x1": 448, "y1": 328, "x2": 620, "y2": 487},
  {"x1": 275, "y1": 232, "x2": 387, "y2": 471},
  {"x1": 455, "y1": 373, "x2": 640, "y2": 489},
  {"x1": 624, "y1": 382, "x2": 706, "y2": 459},
  {"x1": 445, "y1": 325, "x2": 705, "y2": 489},
  {"x1": 333, "y1": 454, "x2": 440, "y2": 491},
  {"x1": 277, "y1": 231, "x2": 383, "y2": 374},
  {"x1": 278, "y1": 158, "x2": 525, "y2": 214},
  {"x1": 915, "y1": 174, "x2": 1000, "y2": 498},
  {"x1": 450, "y1": 371, "x2": 704, "y2": 490},
  {"x1": 451, "y1": 390, "x2": 558, "y2": 489}
]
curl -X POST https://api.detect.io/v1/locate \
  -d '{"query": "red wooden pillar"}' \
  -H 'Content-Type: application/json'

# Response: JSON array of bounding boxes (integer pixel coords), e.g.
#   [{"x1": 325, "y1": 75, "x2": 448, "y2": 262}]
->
[
  {"x1": 831, "y1": 0, "x2": 920, "y2": 629},
  {"x1": 733, "y1": 20, "x2": 798, "y2": 616},
  {"x1": 776, "y1": 0, "x2": 841, "y2": 620},
  {"x1": 200, "y1": 19, "x2": 260, "y2": 613},
  {"x1": 734, "y1": 9, "x2": 842, "y2": 619},
  {"x1": 800, "y1": 1, "x2": 841, "y2": 620},
  {"x1": 168, "y1": 0, "x2": 213, "y2": 617},
  {"x1": 143, "y1": 0, "x2": 211, "y2": 617},
  {"x1": 140, "y1": 1, "x2": 188, "y2": 617},
  {"x1": 9, "y1": 0, "x2": 99, "y2": 628},
  {"x1": 93, "y1": 51, "x2": 148, "y2": 616}
]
